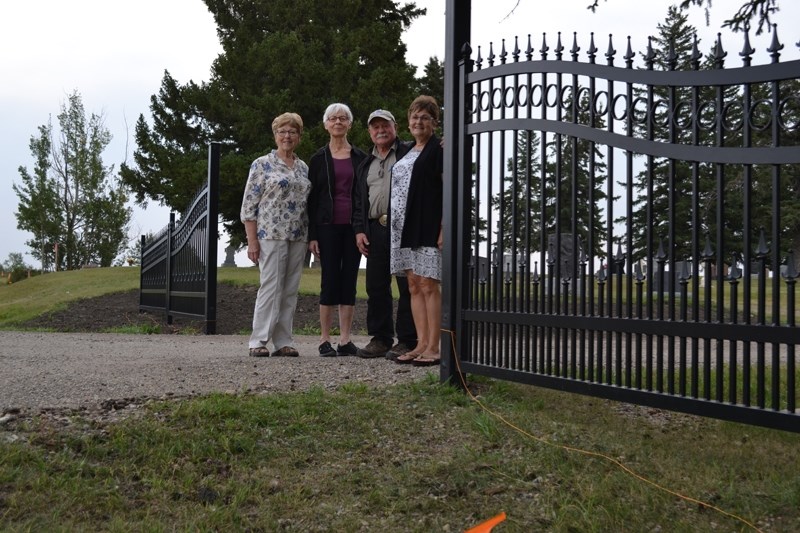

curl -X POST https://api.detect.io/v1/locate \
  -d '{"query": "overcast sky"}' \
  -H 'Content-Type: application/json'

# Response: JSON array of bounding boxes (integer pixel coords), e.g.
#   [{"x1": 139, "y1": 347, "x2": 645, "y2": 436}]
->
[{"x1": 2, "y1": 0, "x2": 798, "y2": 268}]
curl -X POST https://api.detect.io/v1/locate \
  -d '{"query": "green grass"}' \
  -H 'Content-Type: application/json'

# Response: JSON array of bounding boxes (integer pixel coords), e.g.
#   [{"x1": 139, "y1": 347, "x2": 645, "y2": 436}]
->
[
  {"x1": 0, "y1": 266, "x2": 376, "y2": 330},
  {"x1": 2, "y1": 378, "x2": 798, "y2": 531},
  {"x1": 484, "y1": 275, "x2": 798, "y2": 324},
  {"x1": 219, "y1": 264, "x2": 372, "y2": 299},
  {"x1": 0, "y1": 267, "x2": 141, "y2": 327}
]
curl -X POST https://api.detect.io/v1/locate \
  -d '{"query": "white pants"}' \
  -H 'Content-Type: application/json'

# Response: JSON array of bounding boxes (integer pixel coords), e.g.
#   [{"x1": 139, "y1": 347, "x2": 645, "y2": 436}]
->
[{"x1": 248, "y1": 239, "x2": 307, "y2": 350}]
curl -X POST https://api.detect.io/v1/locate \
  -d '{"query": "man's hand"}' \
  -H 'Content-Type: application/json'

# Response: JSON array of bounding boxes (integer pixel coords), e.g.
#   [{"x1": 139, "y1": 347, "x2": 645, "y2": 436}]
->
[{"x1": 355, "y1": 233, "x2": 369, "y2": 256}]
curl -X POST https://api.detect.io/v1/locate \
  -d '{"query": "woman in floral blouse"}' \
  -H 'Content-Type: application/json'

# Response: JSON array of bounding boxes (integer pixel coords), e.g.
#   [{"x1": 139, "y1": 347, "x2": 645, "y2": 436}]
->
[{"x1": 241, "y1": 112, "x2": 311, "y2": 357}]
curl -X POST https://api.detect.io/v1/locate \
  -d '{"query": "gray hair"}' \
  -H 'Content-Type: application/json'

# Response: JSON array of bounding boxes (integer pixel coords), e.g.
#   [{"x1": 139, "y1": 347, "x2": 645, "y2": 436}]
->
[{"x1": 322, "y1": 103, "x2": 353, "y2": 124}]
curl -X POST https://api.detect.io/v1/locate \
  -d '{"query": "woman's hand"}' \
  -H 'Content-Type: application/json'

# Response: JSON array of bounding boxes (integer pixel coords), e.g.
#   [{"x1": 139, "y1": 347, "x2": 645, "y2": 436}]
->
[
  {"x1": 247, "y1": 241, "x2": 260, "y2": 265},
  {"x1": 308, "y1": 240, "x2": 320, "y2": 258}
]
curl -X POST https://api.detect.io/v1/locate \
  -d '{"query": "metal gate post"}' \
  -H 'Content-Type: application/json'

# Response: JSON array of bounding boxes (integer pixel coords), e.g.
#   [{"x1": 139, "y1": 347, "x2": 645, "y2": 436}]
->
[{"x1": 441, "y1": 0, "x2": 472, "y2": 386}]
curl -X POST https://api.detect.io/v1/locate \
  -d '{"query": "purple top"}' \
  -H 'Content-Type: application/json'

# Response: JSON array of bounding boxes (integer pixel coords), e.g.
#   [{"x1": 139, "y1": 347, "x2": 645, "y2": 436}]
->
[{"x1": 332, "y1": 157, "x2": 353, "y2": 224}]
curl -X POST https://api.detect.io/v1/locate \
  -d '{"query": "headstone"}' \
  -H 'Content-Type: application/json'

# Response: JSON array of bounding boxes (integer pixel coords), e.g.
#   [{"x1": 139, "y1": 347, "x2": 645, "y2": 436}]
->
[
  {"x1": 651, "y1": 261, "x2": 691, "y2": 293},
  {"x1": 547, "y1": 233, "x2": 576, "y2": 277},
  {"x1": 222, "y1": 245, "x2": 237, "y2": 267}
]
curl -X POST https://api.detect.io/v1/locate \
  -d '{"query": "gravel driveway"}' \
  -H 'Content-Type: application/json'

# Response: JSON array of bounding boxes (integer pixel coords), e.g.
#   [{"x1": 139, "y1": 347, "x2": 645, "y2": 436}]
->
[{"x1": 0, "y1": 332, "x2": 430, "y2": 414}]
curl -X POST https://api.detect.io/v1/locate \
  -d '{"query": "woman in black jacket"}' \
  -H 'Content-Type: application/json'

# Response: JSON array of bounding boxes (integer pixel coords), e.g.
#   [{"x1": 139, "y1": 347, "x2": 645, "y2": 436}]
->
[
  {"x1": 389, "y1": 96, "x2": 444, "y2": 366},
  {"x1": 307, "y1": 103, "x2": 367, "y2": 357}
]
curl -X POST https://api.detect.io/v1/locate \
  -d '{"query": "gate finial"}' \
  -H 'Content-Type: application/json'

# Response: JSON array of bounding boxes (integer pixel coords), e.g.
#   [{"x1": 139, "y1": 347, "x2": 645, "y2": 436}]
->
[
  {"x1": 783, "y1": 251, "x2": 798, "y2": 281},
  {"x1": 728, "y1": 254, "x2": 742, "y2": 281},
  {"x1": 624, "y1": 36, "x2": 634, "y2": 68},
  {"x1": 667, "y1": 39, "x2": 678, "y2": 71},
  {"x1": 587, "y1": 32, "x2": 598, "y2": 63},
  {"x1": 740, "y1": 24, "x2": 755, "y2": 66},
  {"x1": 571, "y1": 32, "x2": 581, "y2": 61},
  {"x1": 767, "y1": 24, "x2": 784, "y2": 63},
  {"x1": 605, "y1": 34, "x2": 616, "y2": 66},
  {"x1": 702, "y1": 232, "x2": 714, "y2": 260},
  {"x1": 690, "y1": 34, "x2": 702, "y2": 71},
  {"x1": 461, "y1": 42, "x2": 472, "y2": 61},
  {"x1": 540, "y1": 33, "x2": 549, "y2": 60},
  {"x1": 526, "y1": 34, "x2": 533, "y2": 61},
  {"x1": 713, "y1": 33, "x2": 727, "y2": 68},
  {"x1": 555, "y1": 32, "x2": 564, "y2": 60},
  {"x1": 644, "y1": 37, "x2": 656, "y2": 70},
  {"x1": 755, "y1": 228, "x2": 769, "y2": 258}
]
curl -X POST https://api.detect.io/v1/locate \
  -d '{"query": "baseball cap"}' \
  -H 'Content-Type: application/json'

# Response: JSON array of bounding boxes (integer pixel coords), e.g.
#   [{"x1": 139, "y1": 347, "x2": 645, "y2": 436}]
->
[{"x1": 367, "y1": 109, "x2": 396, "y2": 124}]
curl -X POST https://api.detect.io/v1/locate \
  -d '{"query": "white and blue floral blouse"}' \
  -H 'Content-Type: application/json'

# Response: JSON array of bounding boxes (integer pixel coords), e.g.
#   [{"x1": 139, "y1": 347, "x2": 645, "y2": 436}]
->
[{"x1": 240, "y1": 150, "x2": 311, "y2": 241}]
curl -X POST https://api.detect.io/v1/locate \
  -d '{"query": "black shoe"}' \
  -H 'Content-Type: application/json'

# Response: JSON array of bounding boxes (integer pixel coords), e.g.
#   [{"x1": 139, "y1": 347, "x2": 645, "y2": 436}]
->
[
  {"x1": 337, "y1": 341, "x2": 358, "y2": 356},
  {"x1": 318, "y1": 341, "x2": 337, "y2": 357},
  {"x1": 386, "y1": 342, "x2": 413, "y2": 361},
  {"x1": 357, "y1": 339, "x2": 390, "y2": 359}
]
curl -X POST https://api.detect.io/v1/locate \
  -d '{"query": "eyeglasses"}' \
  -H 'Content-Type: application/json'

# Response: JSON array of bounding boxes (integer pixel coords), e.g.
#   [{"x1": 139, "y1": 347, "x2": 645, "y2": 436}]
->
[
  {"x1": 410, "y1": 114, "x2": 434, "y2": 122},
  {"x1": 327, "y1": 115, "x2": 350, "y2": 123},
  {"x1": 276, "y1": 130, "x2": 299, "y2": 137}
]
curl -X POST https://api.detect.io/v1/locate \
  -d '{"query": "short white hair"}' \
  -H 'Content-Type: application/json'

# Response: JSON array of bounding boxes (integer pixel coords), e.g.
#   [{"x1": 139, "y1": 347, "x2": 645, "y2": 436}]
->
[{"x1": 322, "y1": 103, "x2": 353, "y2": 124}]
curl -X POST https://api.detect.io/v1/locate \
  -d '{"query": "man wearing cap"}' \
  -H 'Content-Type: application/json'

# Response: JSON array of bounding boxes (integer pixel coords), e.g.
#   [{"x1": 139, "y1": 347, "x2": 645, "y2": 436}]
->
[{"x1": 352, "y1": 109, "x2": 417, "y2": 359}]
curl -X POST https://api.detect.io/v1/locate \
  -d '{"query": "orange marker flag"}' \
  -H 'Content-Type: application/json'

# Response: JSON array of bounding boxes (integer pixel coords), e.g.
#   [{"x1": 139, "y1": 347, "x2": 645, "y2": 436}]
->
[{"x1": 464, "y1": 512, "x2": 507, "y2": 533}]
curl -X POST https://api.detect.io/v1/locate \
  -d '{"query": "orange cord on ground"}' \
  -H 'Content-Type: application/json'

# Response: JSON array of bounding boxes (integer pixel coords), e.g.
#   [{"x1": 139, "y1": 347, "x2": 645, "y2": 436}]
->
[
  {"x1": 443, "y1": 329, "x2": 763, "y2": 533},
  {"x1": 464, "y1": 511, "x2": 507, "y2": 533}
]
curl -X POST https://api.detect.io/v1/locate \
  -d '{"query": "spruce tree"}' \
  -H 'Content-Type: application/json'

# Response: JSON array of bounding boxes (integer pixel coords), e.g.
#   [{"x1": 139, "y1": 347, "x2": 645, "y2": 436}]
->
[{"x1": 120, "y1": 0, "x2": 424, "y2": 246}]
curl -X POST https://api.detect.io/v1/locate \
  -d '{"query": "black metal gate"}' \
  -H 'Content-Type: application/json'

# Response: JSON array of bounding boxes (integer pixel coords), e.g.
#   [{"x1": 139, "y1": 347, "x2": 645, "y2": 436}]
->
[
  {"x1": 139, "y1": 143, "x2": 219, "y2": 334},
  {"x1": 442, "y1": 3, "x2": 800, "y2": 432}
]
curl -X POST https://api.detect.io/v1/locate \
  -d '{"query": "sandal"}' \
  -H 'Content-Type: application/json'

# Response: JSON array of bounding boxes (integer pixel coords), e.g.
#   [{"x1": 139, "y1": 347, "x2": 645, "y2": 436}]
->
[
  {"x1": 412, "y1": 354, "x2": 441, "y2": 367},
  {"x1": 273, "y1": 346, "x2": 300, "y2": 357},
  {"x1": 395, "y1": 351, "x2": 421, "y2": 364},
  {"x1": 249, "y1": 346, "x2": 270, "y2": 357}
]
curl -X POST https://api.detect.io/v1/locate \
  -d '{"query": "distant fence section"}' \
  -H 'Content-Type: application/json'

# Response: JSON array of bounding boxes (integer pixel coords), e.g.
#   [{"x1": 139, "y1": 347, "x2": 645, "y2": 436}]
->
[
  {"x1": 139, "y1": 143, "x2": 220, "y2": 334},
  {"x1": 441, "y1": 5, "x2": 800, "y2": 433}
]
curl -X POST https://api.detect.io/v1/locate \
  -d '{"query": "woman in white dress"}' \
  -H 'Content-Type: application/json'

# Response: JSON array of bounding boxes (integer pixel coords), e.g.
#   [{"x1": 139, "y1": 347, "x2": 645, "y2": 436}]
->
[{"x1": 389, "y1": 96, "x2": 443, "y2": 366}]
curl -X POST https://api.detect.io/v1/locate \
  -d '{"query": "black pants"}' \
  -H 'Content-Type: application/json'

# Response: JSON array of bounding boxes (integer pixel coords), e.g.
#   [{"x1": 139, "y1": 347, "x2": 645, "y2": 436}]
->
[
  {"x1": 317, "y1": 224, "x2": 361, "y2": 305},
  {"x1": 365, "y1": 220, "x2": 416, "y2": 346}
]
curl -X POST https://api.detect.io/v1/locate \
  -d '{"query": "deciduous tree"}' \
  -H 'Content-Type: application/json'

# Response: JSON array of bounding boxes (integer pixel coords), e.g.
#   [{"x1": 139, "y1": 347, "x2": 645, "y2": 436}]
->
[{"x1": 13, "y1": 91, "x2": 131, "y2": 270}]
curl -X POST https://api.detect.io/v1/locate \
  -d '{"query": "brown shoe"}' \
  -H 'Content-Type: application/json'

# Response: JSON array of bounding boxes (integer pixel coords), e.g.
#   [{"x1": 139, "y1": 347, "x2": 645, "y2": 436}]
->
[
  {"x1": 273, "y1": 346, "x2": 299, "y2": 357},
  {"x1": 385, "y1": 342, "x2": 413, "y2": 361},
  {"x1": 357, "y1": 339, "x2": 390, "y2": 358}
]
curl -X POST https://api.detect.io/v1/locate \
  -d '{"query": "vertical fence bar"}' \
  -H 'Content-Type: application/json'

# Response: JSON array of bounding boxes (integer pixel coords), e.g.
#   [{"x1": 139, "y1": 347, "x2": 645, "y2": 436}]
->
[
  {"x1": 166, "y1": 212, "x2": 174, "y2": 326},
  {"x1": 204, "y1": 142, "x2": 220, "y2": 334}
]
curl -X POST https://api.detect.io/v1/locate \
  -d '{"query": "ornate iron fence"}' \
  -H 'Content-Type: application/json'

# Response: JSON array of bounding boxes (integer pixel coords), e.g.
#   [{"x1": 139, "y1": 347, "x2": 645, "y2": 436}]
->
[
  {"x1": 139, "y1": 143, "x2": 220, "y2": 334},
  {"x1": 442, "y1": 17, "x2": 800, "y2": 432}
]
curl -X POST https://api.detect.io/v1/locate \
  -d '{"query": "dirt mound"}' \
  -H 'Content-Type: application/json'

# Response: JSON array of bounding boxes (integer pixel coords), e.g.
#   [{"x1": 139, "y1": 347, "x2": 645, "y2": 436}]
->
[{"x1": 20, "y1": 284, "x2": 368, "y2": 336}]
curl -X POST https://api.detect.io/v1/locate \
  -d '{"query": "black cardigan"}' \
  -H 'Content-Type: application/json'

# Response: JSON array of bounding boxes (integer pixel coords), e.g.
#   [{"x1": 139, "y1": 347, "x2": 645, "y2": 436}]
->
[
  {"x1": 307, "y1": 144, "x2": 367, "y2": 241},
  {"x1": 398, "y1": 134, "x2": 443, "y2": 249}
]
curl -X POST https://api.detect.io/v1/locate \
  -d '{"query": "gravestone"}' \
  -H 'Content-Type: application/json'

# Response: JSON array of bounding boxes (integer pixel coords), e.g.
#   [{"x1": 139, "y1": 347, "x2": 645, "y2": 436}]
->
[
  {"x1": 222, "y1": 245, "x2": 237, "y2": 267},
  {"x1": 547, "y1": 233, "x2": 576, "y2": 277}
]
